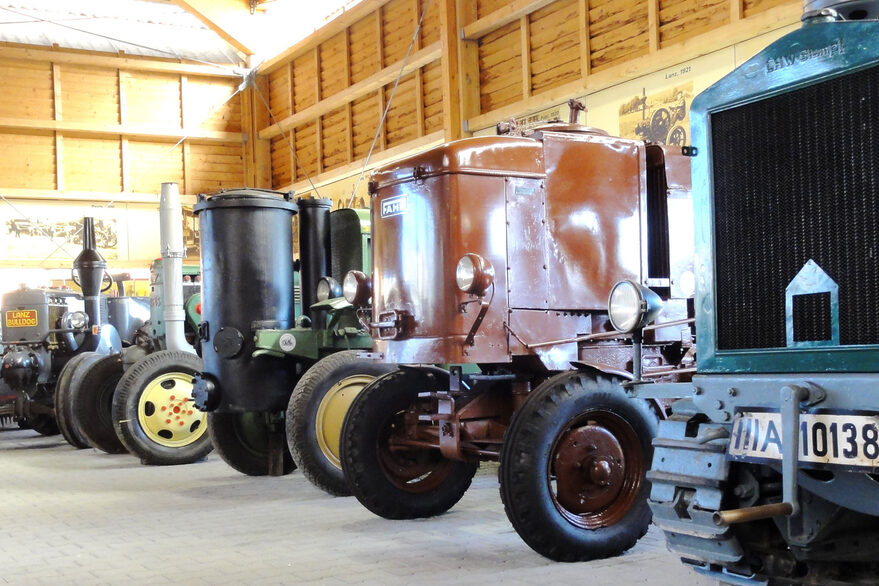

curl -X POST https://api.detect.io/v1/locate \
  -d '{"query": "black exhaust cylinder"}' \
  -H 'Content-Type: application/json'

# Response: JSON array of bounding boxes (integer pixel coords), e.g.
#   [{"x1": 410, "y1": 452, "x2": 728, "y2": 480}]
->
[
  {"x1": 73, "y1": 217, "x2": 107, "y2": 326},
  {"x1": 297, "y1": 198, "x2": 332, "y2": 330},
  {"x1": 194, "y1": 189, "x2": 298, "y2": 413}
]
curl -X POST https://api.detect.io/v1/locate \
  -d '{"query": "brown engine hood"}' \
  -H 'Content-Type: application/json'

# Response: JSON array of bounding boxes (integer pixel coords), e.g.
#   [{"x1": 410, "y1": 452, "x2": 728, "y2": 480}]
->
[{"x1": 370, "y1": 136, "x2": 545, "y2": 190}]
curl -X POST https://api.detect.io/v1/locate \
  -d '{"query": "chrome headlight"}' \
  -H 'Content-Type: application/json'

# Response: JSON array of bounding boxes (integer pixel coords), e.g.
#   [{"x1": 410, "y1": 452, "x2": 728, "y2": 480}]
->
[
  {"x1": 455, "y1": 253, "x2": 494, "y2": 296},
  {"x1": 343, "y1": 270, "x2": 371, "y2": 306},
  {"x1": 607, "y1": 280, "x2": 664, "y2": 333},
  {"x1": 62, "y1": 310, "x2": 89, "y2": 330},
  {"x1": 316, "y1": 276, "x2": 342, "y2": 301}
]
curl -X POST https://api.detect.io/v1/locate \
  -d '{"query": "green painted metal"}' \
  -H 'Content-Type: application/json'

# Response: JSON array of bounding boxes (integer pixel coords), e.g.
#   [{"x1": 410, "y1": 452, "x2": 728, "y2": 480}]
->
[{"x1": 688, "y1": 18, "x2": 879, "y2": 374}]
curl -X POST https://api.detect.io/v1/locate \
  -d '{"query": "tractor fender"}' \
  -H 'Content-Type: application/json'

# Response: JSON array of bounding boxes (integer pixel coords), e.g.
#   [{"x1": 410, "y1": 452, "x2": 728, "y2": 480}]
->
[{"x1": 569, "y1": 361, "x2": 667, "y2": 419}]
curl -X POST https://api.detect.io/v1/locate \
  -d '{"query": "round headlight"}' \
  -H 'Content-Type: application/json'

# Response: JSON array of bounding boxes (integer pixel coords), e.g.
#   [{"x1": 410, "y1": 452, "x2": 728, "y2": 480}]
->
[
  {"x1": 62, "y1": 310, "x2": 89, "y2": 330},
  {"x1": 455, "y1": 254, "x2": 494, "y2": 296},
  {"x1": 343, "y1": 271, "x2": 371, "y2": 306},
  {"x1": 607, "y1": 280, "x2": 664, "y2": 333},
  {"x1": 316, "y1": 276, "x2": 341, "y2": 302}
]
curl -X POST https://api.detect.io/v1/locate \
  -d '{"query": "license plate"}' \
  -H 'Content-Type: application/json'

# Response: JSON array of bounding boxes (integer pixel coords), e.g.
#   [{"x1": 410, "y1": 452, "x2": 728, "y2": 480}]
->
[
  {"x1": 5, "y1": 309, "x2": 37, "y2": 328},
  {"x1": 729, "y1": 410, "x2": 879, "y2": 471}
]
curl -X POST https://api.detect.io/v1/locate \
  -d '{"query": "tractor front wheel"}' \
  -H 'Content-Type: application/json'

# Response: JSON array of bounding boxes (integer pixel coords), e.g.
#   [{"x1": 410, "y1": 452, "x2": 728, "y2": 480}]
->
[
  {"x1": 208, "y1": 411, "x2": 295, "y2": 476},
  {"x1": 287, "y1": 351, "x2": 396, "y2": 496},
  {"x1": 113, "y1": 350, "x2": 211, "y2": 466},
  {"x1": 72, "y1": 354, "x2": 127, "y2": 454},
  {"x1": 499, "y1": 371, "x2": 657, "y2": 562},
  {"x1": 55, "y1": 352, "x2": 101, "y2": 448},
  {"x1": 341, "y1": 369, "x2": 478, "y2": 519}
]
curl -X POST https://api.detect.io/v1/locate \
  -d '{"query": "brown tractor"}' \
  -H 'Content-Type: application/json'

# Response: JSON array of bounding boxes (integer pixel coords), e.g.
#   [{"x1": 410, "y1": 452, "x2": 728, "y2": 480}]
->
[{"x1": 337, "y1": 117, "x2": 696, "y2": 561}]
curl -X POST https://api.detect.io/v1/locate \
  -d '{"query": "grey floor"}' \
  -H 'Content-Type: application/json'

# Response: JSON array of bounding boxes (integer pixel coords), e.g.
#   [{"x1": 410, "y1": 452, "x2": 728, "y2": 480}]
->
[{"x1": 1, "y1": 423, "x2": 713, "y2": 585}]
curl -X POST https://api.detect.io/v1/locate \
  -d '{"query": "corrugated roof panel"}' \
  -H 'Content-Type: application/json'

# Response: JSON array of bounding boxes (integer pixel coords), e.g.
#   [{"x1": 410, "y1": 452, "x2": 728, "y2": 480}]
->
[{"x1": 0, "y1": 1, "x2": 244, "y2": 66}]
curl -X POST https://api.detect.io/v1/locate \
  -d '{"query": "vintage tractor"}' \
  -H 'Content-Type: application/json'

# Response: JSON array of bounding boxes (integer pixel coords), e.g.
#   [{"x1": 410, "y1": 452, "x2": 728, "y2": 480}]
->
[
  {"x1": 56, "y1": 183, "x2": 212, "y2": 466},
  {"x1": 337, "y1": 118, "x2": 695, "y2": 561},
  {"x1": 610, "y1": 2, "x2": 879, "y2": 584},
  {"x1": 191, "y1": 189, "x2": 373, "y2": 477},
  {"x1": 1, "y1": 217, "x2": 148, "y2": 437}
]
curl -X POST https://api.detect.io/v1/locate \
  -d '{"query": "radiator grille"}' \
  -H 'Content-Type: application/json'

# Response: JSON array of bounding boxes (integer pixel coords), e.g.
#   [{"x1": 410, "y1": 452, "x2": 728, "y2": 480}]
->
[{"x1": 711, "y1": 65, "x2": 879, "y2": 350}]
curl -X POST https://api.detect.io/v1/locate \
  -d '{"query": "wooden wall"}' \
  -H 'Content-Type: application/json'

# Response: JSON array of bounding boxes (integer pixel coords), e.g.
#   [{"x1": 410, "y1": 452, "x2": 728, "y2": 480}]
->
[
  {"x1": 259, "y1": 0, "x2": 447, "y2": 197},
  {"x1": 255, "y1": 0, "x2": 801, "y2": 198},
  {"x1": 0, "y1": 45, "x2": 249, "y2": 204}
]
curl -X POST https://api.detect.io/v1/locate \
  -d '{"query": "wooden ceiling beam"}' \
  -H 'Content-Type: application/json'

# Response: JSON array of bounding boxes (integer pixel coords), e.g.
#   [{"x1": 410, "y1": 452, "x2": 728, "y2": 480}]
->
[
  {"x1": 0, "y1": 43, "x2": 240, "y2": 77},
  {"x1": 172, "y1": 0, "x2": 257, "y2": 56}
]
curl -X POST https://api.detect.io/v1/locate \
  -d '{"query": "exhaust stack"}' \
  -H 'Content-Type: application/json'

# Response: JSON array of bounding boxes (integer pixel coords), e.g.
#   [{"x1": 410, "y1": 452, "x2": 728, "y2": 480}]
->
[
  {"x1": 160, "y1": 182, "x2": 196, "y2": 354},
  {"x1": 73, "y1": 217, "x2": 107, "y2": 327},
  {"x1": 297, "y1": 197, "x2": 333, "y2": 330}
]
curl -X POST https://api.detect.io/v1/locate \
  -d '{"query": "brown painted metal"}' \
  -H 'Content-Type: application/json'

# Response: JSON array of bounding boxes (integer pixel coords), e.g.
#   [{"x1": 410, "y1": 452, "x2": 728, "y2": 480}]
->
[
  {"x1": 549, "y1": 410, "x2": 644, "y2": 529},
  {"x1": 366, "y1": 127, "x2": 693, "y2": 463}
]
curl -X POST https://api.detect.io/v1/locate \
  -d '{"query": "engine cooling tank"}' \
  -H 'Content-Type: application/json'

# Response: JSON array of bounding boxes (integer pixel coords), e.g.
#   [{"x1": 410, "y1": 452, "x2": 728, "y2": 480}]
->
[{"x1": 193, "y1": 189, "x2": 298, "y2": 413}]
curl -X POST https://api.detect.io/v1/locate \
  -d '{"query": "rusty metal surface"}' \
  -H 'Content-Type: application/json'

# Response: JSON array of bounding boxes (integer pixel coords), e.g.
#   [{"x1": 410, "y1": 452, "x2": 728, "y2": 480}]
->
[
  {"x1": 554, "y1": 424, "x2": 625, "y2": 513},
  {"x1": 542, "y1": 131, "x2": 645, "y2": 310},
  {"x1": 507, "y1": 309, "x2": 593, "y2": 370}
]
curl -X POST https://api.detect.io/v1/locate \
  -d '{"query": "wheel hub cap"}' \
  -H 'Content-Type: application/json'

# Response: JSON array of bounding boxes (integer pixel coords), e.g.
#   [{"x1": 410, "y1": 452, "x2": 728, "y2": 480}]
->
[
  {"x1": 554, "y1": 424, "x2": 626, "y2": 513},
  {"x1": 314, "y1": 374, "x2": 374, "y2": 469},
  {"x1": 138, "y1": 372, "x2": 207, "y2": 448}
]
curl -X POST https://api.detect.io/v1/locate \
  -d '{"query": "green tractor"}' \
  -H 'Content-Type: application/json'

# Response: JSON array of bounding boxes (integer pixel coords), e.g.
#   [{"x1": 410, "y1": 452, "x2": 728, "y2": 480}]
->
[
  {"x1": 191, "y1": 190, "x2": 376, "y2": 479},
  {"x1": 58, "y1": 183, "x2": 212, "y2": 465}
]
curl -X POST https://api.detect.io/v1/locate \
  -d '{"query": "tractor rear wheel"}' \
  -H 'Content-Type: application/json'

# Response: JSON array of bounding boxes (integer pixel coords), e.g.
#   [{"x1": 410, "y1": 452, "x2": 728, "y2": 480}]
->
[
  {"x1": 499, "y1": 371, "x2": 657, "y2": 562},
  {"x1": 113, "y1": 350, "x2": 211, "y2": 466},
  {"x1": 208, "y1": 411, "x2": 295, "y2": 476},
  {"x1": 71, "y1": 354, "x2": 127, "y2": 454},
  {"x1": 341, "y1": 369, "x2": 478, "y2": 519},
  {"x1": 287, "y1": 351, "x2": 396, "y2": 496},
  {"x1": 55, "y1": 352, "x2": 103, "y2": 449}
]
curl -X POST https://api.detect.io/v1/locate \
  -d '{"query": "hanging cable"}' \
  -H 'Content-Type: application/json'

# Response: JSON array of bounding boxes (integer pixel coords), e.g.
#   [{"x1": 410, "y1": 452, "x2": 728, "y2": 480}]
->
[
  {"x1": 347, "y1": 0, "x2": 431, "y2": 207},
  {"x1": 251, "y1": 80, "x2": 322, "y2": 198}
]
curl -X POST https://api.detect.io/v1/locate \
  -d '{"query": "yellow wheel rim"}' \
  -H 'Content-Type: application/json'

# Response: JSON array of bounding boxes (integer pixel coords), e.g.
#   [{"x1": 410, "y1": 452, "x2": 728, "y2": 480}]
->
[
  {"x1": 314, "y1": 374, "x2": 375, "y2": 469},
  {"x1": 137, "y1": 372, "x2": 207, "y2": 448}
]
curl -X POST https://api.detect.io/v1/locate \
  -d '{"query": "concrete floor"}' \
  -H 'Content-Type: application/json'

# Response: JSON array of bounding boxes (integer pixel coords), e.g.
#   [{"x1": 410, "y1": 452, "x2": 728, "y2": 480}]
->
[{"x1": 1, "y1": 423, "x2": 713, "y2": 586}]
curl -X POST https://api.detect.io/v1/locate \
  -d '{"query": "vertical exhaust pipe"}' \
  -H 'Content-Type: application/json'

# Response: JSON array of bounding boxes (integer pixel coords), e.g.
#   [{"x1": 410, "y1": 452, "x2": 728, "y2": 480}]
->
[
  {"x1": 160, "y1": 182, "x2": 196, "y2": 354},
  {"x1": 297, "y1": 197, "x2": 333, "y2": 330},
  {"x1": 73, "y1": 217, "x2": 107, "y2": 328}
]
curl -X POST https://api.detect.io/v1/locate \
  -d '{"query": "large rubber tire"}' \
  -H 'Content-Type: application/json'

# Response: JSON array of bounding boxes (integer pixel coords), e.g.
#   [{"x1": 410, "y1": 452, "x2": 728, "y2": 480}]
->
[
  {"x1": 113, "y1": 350, "x2": 212, "y2": 466},
  {"x1": 71, "y1": 354, "x2": 127, "y2": 454},
  {"x1": 26, "y1": 414, "x2": 59, "y2": 436},
  {"x1": 55, "y1": 352, "x2": 103, "y2": 449},
  {"x1": 499, "y1": 371, "x2": 658, "y2": 562},
  {"x1": 341, "y1": 369, "x2": 479, "y2": 519},
  {"x1": 208, "y1": 411, "x2": 295, "y2": 476},
  {"x1": 287, "y1": 351, "x2": 396, "y2": 496}
]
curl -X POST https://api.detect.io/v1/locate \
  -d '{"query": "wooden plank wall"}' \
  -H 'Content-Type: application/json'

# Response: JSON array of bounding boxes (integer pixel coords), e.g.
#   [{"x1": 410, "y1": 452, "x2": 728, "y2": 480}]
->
[
  {"x1": 0, "y1": 46, "x2": 247, "y2": 204},
  {"x1": 258, "y1": 0, "x2": 445, "y2": 192},
  {"x1": 256, "y1": 0, "x2": 800, "y2": 194},
  {"x1": 462, "y1": 0, "x2": 798, "y2": 129}
]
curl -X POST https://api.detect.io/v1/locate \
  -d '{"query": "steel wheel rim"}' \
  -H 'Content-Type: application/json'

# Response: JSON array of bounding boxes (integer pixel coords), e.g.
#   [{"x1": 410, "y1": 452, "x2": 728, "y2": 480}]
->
[
  {"x1": 314, "y1": 374, "x2": 375, "y2": 469},
  {"x1": 548, "y1": 409, "x2": 643, "y2": 530},
  {"x1": 138, "y1": 372, "x2": 207, "y2": 448},
  {"x1": 377, "y1": 410, "x2": 455, "y2": 493}
]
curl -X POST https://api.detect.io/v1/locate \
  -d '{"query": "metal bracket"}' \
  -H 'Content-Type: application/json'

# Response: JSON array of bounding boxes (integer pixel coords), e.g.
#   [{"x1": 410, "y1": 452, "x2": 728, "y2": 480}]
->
[
  {"x1": 437, "y1": 366, "x2": 461, "y2": 460},
  {"x1": 681, "y1": 145, "x2": 699, "y2": 157},
  {"x1": 464, "y1": 299, "x2": 490, "y2": 346},
  {"x1": 781, "y1": 384, "x2": 809, "y2": 516}
]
